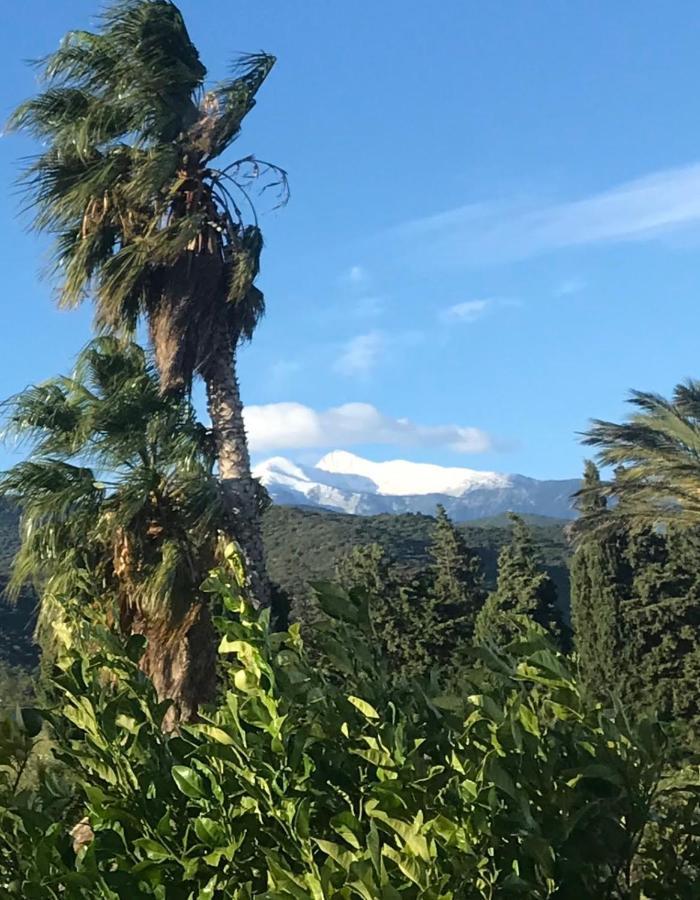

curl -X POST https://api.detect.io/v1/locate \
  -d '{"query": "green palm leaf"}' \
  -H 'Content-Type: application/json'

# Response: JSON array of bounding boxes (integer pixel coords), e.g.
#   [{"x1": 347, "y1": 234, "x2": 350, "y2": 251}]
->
[
  {"x1": 0, "y1": 339, "x2": 226, "y2": 643},
  {"x1": 581, "y1": 380, "x2": 700, "y2": 527}
]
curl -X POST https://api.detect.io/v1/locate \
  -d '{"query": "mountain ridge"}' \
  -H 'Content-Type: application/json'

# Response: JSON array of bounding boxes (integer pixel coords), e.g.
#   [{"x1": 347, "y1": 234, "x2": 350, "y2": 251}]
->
[{"x1": 255, "y1": 451, "x2": 580, "y2": 521}]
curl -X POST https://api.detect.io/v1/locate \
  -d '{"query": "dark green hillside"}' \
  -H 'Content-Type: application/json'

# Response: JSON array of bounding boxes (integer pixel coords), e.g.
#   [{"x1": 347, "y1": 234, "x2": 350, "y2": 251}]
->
[
  {"x1": 0, "y1": 502, "x2": 572, "y2": 669},
  {"x1": 262, "y1": 506, "x2": 572, "y2": 615},
  {"x1": 0, "y1": 498, "x2": 20, "y2": 571},
  {"x1": 0, "y1": 499, "x2": 38, "y2": 668}
]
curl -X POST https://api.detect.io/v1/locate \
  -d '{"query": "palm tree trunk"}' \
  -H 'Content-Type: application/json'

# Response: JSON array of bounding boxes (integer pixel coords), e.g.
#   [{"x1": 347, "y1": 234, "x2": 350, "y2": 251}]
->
[
  {"x1": 204, "y1": 337, "x2": 270, "y2": 608},
  {"x1": 127, "y1": 601, "x2": 217, "y2": 730}
]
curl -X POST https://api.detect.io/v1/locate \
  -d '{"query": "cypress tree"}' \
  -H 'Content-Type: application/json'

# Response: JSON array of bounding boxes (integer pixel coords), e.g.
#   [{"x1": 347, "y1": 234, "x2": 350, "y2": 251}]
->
[
  {"x1": 335, "y1": 543, "x2": 390, "y2": 597},
  {"x1": 570, "y1": 461, "x2": 631, "y2": 698},
  {"x1": 330, "y1": 507, "x2": 487, "y2": 681},
  {"x1": 571, "y1": 461, "x2": 700, "y2": 741},
  {"x1": 334, "y1": 543, "x2": 438, "y2": 681},
  {"x1": 619, "y1": 525, "x2": 700, "y2": 742},
  {"x1": 428, "y1": 504, "x2": 486, "y2": 663},
  {"x1": 475, "y1": 514, "x2": 566, "y2": 648}
]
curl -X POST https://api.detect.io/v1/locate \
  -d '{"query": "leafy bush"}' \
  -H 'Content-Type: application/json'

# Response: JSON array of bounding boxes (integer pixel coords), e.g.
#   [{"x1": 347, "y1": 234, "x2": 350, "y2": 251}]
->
[{"x1": 0, "y1": 554, "x2": 696, "y2": 897}]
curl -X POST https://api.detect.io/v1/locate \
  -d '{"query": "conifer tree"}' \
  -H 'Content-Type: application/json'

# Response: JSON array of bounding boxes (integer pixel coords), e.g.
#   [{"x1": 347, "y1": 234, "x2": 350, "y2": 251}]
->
[
  {"x1": 334, "y1": 544, "x2": 437, "y2": 681},
  {"x1": 618, "y1": 525, "x2": 700, "y2": 741},
  {"x1": 570, "y1": 461, "x2": 630, "y2": 698},
  {"x1": 330, "y1": 509, "x2": 487, "y2": 682},
  {"x1": 475, "y1": 514, "x2": 566, "y2": 648},
  {"x1": 578, "y1": 459, "x2": 608, "y2": 515},
  {"x1": 427, "y1": 505, "x2": 487, "y2": 665},
  {"x1": 571, "y1": 461, "x2": 700, "y2": 742},
  {"x1": 335, "y1": 544, "x2": 390, "y2": 597}
]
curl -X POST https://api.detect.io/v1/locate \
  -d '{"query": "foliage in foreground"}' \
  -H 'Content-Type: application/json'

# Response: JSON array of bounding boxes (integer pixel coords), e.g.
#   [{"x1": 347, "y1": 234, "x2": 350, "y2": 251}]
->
[{"x1": 0, "y1": 557, "x2": 698, "y2": 897}]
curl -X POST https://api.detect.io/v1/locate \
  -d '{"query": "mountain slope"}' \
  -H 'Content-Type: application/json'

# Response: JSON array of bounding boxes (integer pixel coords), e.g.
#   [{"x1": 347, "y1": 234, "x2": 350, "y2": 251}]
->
[
  {"x1": 0, "y1": 499, "x2": 39, "y2": 669},
  {"x1": 255, "y1": 451, "x2": 580, "y2": 521},
  {"x1": 262, "y1": 505, "x2": 572, "y2": 619},
  {"x1": 0, "y1": 500, "x2": 572, "y2": 669}
]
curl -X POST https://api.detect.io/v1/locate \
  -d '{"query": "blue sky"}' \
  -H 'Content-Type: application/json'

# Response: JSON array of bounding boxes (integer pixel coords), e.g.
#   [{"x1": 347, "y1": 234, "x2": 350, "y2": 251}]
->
[{"x1": 2, "y1": 1, "x2": 700, "y2": 479}]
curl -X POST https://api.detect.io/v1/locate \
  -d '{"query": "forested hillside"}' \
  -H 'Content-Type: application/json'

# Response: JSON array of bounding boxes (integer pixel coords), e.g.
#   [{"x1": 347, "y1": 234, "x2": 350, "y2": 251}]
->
[
  {"x1": 0, "y1": 501, "x2": 571, "y2": 669},
  {"x1": 263, "y1": 505, "x2": 571, "y2": 609},
  {"x1": 0, "y1": 499, "x2": 36, "y2": 668}
]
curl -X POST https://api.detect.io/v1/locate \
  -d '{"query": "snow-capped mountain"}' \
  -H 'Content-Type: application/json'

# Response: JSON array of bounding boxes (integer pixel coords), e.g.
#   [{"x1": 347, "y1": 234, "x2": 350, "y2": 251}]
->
[{"x1": 254, "y1": 451, "x2": 580, "y2": 521}]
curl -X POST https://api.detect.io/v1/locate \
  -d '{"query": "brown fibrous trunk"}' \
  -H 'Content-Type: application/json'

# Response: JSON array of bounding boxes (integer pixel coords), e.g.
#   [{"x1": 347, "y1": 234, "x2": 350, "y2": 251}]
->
[
  {"x1": 148, "y1": 250, "x2": 270, "y2": 607},
  {"x1": 148, "y1": 253, "x2": 222, "y2": 395},
  {"x1": 123, "y1": 600, "x2": 217, "y2": 731},
  {"x1": 203, "y1": 332, "x2": 270, "y2": 609}
]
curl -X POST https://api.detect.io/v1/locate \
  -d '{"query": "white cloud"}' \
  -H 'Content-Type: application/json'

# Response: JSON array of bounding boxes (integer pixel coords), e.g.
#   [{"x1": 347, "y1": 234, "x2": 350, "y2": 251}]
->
[
  {"x1": 244, "y1": 401, "x2": 493, "y2": 453},
  {"x1": 334, "y1": 331, "x2": 384, "y2": 377},
  {"x1": 390, "y1": 161, "x2": 700, "y2": 267},
  {"x1": 441, "y1": 299, "x2": 492, "y2": 323}
]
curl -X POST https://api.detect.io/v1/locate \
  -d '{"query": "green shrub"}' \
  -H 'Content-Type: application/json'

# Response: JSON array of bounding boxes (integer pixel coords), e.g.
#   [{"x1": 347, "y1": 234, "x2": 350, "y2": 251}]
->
[{"x1": 0, "y1": 554, "x2": 695, "y2": 897}]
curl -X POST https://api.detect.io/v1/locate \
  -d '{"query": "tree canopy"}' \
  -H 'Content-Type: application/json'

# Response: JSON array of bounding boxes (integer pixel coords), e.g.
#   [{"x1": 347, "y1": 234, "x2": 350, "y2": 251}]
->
[
  {"x1": 9, "y1": 0, "x2": 286, "y2": 390},
  {"x1": 475, "y1": 514, "x2": 566, "y2": 649}
]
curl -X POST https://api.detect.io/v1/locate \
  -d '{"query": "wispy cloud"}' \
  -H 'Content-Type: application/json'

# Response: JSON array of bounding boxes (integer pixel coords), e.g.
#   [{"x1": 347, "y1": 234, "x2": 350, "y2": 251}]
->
[
  {"x1": 390, "y1": 161, "x2": 700, "y2": 267},
  {"x1": 441, "y1": 299, "x2": 492, "y2": 323},
  {"x1": 342, "y1": 264, "x2": 369, "y2": 286},
  {"x1": 334, "y1": 331, "x2": 384, "y2": 377},
  {"x1": 553, "y1": 277, "x2": 586, "y2": 297},
  {"x1": 244, "y1": 401, "x2": 493, "y2": 453},
  {"x1": 333, "y1": 329, "x2": 423, "y2": 377},
  {"x1": 439, "y1": 298, "x2": 520, "y2": 324}
]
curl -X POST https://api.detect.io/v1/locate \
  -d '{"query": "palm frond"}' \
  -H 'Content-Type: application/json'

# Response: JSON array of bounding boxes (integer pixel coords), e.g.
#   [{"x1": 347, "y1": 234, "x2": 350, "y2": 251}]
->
[
  {"x1": 2, "y1": 382, "x2": 80, "y2": 453},
  {"x1": 0, "y1": 339, "x2": 225, "y2": 636},
  {"x1": 225, "y1": 226, "x2": 265, "y2": 340},
  {"x1": 0, "y1": 460, "x2": 102, "y2": 517},
  {"x1": 581, "y1": 380, "x2": 700, "y2": 528},
  {"x1": 194, "y1": 52, "x2": 275, "y2": 161}
]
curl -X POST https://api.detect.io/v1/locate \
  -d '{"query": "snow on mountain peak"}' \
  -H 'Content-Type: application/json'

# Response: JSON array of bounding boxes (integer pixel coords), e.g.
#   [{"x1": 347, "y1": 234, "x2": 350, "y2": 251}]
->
[
  {"x1": 254, "y1": 456, "x2": 310, "y2": 484},
  {"x1": 316, "y1": 450, "x2": 511, "y2": 497},
  {"x1": 253, "y1": 451, "x2": 579, "y2": 520}
]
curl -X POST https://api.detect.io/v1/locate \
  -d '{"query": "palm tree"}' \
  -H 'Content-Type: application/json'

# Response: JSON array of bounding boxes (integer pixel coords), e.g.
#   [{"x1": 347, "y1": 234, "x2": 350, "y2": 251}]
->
[
  {"x1": 1, "y1": 337, "x2": 227, "y2": 724},
  {"x1": 581, "y1": 381, "x2": 700, "y2": 526},
  {"x1": 9, "y1": 0, "x2": 287, "y2": 606}
]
